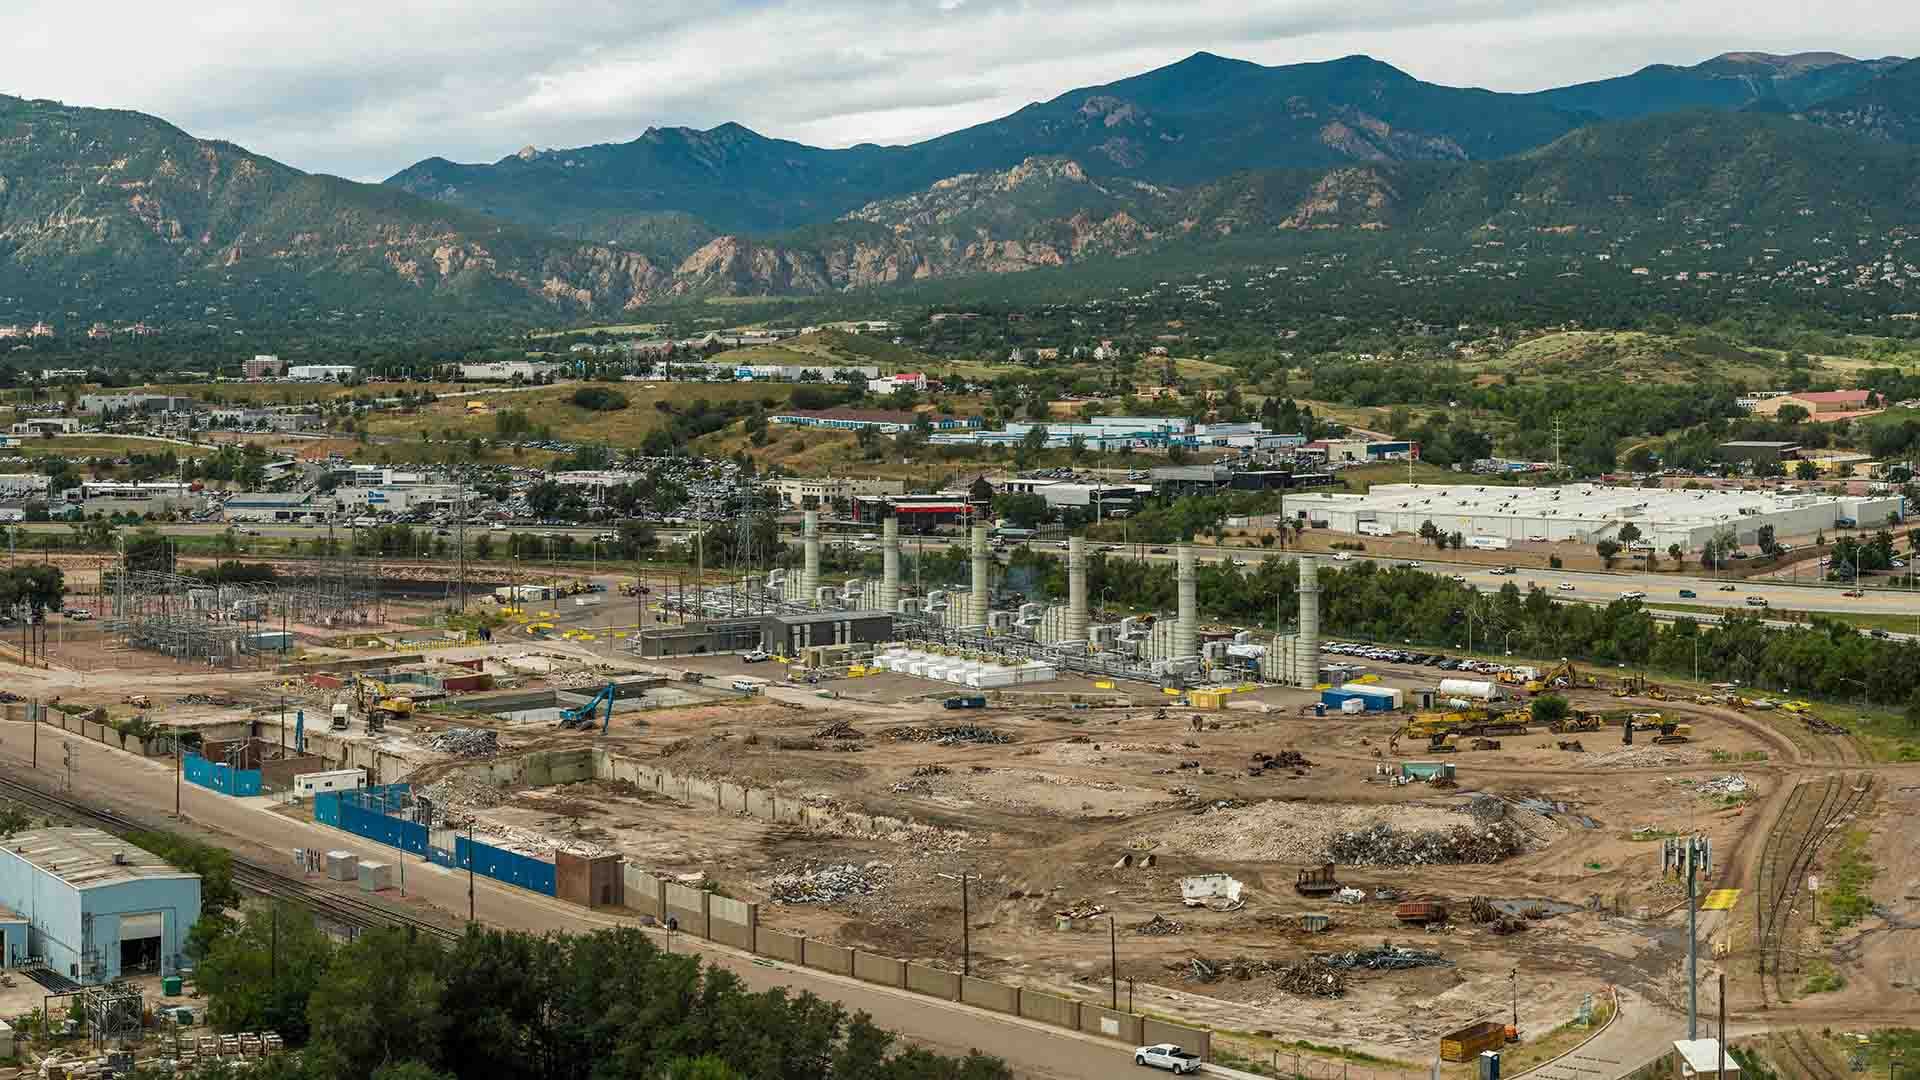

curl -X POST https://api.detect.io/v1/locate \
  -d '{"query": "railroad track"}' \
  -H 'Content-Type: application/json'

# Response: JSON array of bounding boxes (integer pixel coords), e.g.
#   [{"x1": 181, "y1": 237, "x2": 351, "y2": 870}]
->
[
  {"x1": 0, "y1": 770, "x2": 459, "y2": 943},
  {"x1": 1756, "y1": 772, "x2": 1874, "y2": 1003},
  {"x1": 1774, "y1": 1028, "x2": 1847, "y2": 1080}
]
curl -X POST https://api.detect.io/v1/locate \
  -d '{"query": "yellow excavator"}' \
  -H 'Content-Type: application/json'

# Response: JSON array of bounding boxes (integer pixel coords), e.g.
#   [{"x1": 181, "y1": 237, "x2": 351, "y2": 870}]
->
[
  {"x1": 353, "y1": 677, "x2": 414, "y2": 730},
  {"x1": 1525, "y1": 659, "x2": 1593, "y2": 694}
]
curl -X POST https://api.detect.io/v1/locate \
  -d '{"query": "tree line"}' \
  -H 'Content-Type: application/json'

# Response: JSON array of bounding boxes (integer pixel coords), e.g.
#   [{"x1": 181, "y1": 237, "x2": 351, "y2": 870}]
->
[{"x1": 167, "y1": 915, "x2": 1009, "y2": 1080}]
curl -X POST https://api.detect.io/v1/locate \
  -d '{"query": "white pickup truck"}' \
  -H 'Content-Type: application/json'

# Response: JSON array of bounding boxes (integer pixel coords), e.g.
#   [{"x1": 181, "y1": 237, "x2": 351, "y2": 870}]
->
[{"x1": 1134, "y1": 1044, "x2": 1202, "y2": 1074}]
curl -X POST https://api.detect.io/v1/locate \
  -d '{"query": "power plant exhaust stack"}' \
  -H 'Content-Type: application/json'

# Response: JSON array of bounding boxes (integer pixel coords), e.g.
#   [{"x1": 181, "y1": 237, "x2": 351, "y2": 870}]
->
[
  {"x1": 1294, "y1": 555, "x2": 1321, "y2": 687},
  {"x1": 880, "y1": 516, "x2": 901, "y2": 613},
  {"x1": 1065, "y1": 536, "x2": 1089, "y2": 643},
  {"x1": 1175, "y1": 544, "x2": 1199, "y2": 660},
  {"x1": 968, "y1": 523, "x2": 991, "y2": 628},
  {"x1": 801, "y1": 510, "x2": 822, "y2": 603}
]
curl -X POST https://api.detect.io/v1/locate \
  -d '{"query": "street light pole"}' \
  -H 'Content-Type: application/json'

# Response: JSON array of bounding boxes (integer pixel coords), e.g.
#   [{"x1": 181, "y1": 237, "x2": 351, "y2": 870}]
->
[{"x1": 960, "y1": 872, "x2": 970, "y2": 977}]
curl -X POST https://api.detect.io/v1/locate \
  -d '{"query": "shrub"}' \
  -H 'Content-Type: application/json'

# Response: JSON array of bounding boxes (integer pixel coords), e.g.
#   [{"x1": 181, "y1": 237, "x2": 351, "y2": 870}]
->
[{"x1": 570, "y1": 386, "x2": 629, "y2": 412}]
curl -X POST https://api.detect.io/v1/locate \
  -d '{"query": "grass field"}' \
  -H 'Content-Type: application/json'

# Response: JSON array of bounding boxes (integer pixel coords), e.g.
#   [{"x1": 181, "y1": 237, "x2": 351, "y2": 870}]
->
[
  {"x1": 6, "y1": 436, "x2": 219, "y2": 458},
  {"x1": 129, "y1": 381, "x2": 472, "y2": 406},
  {"x1": 1476, "y1": 331, "x2": 1788, "y2": 386},
  {"x1": 366, "y1": 382, "x2": 794, "y2": 449},
  {"x1": 1648, "y1": 600, "x2": 1920, "y2": 635}
]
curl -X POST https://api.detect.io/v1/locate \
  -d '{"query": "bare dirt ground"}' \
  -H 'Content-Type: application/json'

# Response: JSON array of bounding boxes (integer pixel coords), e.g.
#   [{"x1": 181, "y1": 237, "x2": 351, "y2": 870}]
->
[{"x1": 15, "y1": 622, "x2": 1909, "y2": 1071}]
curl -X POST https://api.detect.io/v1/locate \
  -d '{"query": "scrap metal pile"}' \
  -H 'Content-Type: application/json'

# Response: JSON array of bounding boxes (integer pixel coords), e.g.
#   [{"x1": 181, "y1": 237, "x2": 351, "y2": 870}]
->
[
  {"x1": 1326, "y1": 820, "x2": 1528, "y2": 866},
  {"x1": 768, "y1": 862, "x2": 891, "y2": 905},
  {"x1": 885, "y1": 724, "x2": 1014, "y2": 746},
  {"x1": 427, "y1": 727, "x2": 500, "y2": 757},
  {"x1": 1172, "y1": 956, "x2": 1350, "y2": 998},
  {"x1": 1134, "y1": 914, "x2": 1186, "y2": 936},
  {"x1": 1274, "y1": 961, "x2": 1348, "y2": 998},
  {"x1": 178, "y1": 693, "x2": 246, "y2": 707},
  {"x1": 1314, "y1": 944, "x2": 1451, "y2": 971}
]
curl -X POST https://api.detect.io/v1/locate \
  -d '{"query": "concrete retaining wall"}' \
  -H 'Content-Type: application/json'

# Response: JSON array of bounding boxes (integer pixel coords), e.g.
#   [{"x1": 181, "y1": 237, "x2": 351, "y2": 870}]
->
[
  {"x1": 709, "y1": 894, "x2": 757, "y2": 950},
  {"x1": 664, "y1": 882, "x2": 710, "y2": 938},
  {"x1": 962, "y1": 977, "x2": 1018, "y2": 1014},
  {"x1": 905, "y1": 964, "x2": 960, "y2": 1000},
  {"x1": 1018, "y1": 989, "x2": 1079, "y2": 1030},
  {"x1": 756, "y1": 929, "x2": 803, "y2": 964},
  {"x1": 852, "y1": 951, "x2": 905, "y2": 988},
  {"x1": 1077, "y1": 1005, "x2": 1143, "y2": 1044},
  {"x1": 624, "y1": 869, "x2": 666, "y2": 920},
  {"x1": 802, "y1": 939, "x2": 854, "y2": 977},
  {"x1": 1141, "y1": 1019, "x2": 1210, "y2": 1061}
]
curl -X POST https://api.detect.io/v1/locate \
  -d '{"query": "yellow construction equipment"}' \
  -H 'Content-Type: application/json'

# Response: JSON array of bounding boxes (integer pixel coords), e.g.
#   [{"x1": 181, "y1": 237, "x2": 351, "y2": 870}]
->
[
  {"x1": 1526, "y1": 659, "x2": 1591, "y2": 694},
  {"x1": 1651, "y1": 722, "x2": 1693, "y2": 745},
  {"x1": 122, "y1": 694, "x2": 151, "y2": 709},
  {"x1": 353, "y1": 678, "x2": 414, "y2": 729},
  {"x1": 1549, "y1": 710, "x2": 1602, "y2": 734}
]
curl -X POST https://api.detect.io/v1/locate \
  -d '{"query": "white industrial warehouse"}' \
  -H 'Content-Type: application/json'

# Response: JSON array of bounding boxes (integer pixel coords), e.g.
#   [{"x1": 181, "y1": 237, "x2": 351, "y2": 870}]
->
[{"x1": 1284, "y1": 484, "x2": 1905, "y2": 551}]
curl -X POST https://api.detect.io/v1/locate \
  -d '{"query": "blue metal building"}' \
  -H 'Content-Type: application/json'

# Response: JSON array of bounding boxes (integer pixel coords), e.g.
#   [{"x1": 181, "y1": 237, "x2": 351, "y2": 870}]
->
[{"x1": 0, "y1": 828, "x2": 200, "y2": 982}]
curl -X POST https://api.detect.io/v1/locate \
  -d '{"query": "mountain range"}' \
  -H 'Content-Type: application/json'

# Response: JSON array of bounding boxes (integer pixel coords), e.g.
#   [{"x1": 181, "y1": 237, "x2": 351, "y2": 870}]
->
[{"x1": 2, "y1": 49, "x2": 1918, "y2": 326}]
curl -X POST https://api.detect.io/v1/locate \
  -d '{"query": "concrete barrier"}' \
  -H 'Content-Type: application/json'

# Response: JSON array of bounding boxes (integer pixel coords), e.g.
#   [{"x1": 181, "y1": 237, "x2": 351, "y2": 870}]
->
[
  {"x1": 802, "y1": 939, "x2": 854, "y2": 977},
  {"x1": 961, "y1": 977, "x2": 1018, "y2": 1015},
  {"x1": 1077, "y1": 1005, "x2": 1143, "y2": 1044},
  {"x1": 664, "y1": 882, "x2": 710, "y2": 938},
  {"x1": 756, "y1": 929, "x2": 803, "y2": 963},
  {"x1": 1018, "y1": 989, "x2": 1079, "y2": 1030},
  {"x1": 1141, "y1": 1019, "x2": 1210, "y2": 1061},
  {"x1": 905, "y1": 964, "x2": 961, "y2": 1000},
  {"x1": 852, "y1": 951, "x2": 905, "y2": 988},
  {"x1": 709, "y1": 894, "x2": 757, "y2": 950},
  {"x1": 623, "y1": 868, "x2": 667, "y2": 921}
]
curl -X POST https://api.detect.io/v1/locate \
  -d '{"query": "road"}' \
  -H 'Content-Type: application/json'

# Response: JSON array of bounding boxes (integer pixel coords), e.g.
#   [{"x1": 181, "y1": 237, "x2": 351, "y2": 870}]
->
[{"x1": 0, "y1": 723, "x2": 1140, "y2": 1080}]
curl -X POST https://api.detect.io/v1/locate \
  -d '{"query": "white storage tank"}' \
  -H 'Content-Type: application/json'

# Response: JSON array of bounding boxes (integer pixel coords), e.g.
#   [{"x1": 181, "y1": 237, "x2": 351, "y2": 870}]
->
[{"x1": 1436, "y1": 678, "x2": 1505, "y2": 701}]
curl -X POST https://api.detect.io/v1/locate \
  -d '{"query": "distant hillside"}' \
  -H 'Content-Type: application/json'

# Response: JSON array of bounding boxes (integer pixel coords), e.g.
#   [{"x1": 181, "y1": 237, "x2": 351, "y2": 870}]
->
[
  {"x1": 1801, "y1": 58, "x2": 1920, "y2": 142},
  {"x1": 1529, "y1": 51, "x2": 1904, "y2": 120},
  {"x1": 0, "y1": 94, "x2": 687, "y2": 325}
]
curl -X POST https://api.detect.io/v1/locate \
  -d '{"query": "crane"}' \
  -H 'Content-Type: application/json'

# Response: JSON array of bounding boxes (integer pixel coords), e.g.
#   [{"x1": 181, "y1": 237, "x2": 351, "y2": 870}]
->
[{"x1": 560, "y1": 683, "x2": 617, "y2": 734}]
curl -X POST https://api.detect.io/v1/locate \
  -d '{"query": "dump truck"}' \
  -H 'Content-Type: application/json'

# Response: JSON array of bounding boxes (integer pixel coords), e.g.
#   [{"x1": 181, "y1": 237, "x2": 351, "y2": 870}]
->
[{"x1": 1396, "y1": 899, "x2": 1448, "y2": 925}]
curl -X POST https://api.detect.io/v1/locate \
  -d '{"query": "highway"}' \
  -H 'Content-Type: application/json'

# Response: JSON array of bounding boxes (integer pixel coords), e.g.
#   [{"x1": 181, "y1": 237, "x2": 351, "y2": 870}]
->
[{"x1": 0, "y1": 721, "x2": 1144, "y2": 1079}]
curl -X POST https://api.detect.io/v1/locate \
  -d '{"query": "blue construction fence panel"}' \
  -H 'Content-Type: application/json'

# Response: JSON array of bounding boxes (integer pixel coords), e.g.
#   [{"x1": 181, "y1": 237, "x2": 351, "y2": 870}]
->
[
  {"x1": 314, "y1": 785, "x2": 427, "y2": 855},
  {"x1": 183, "y1": 753, "x2": 262, "y2": 797},
  {"x1": 455, "y1": 835, "x2": 556, "y2": 896}
]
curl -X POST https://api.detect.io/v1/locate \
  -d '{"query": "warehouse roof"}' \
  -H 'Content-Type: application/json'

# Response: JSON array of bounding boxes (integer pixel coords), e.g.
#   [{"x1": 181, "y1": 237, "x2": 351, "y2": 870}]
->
[
  {"x1": 1, "y1": 828, "x2": 199, "y2": 889},
  {"x1": 765, "y1": 611, "x2": 894, "y2": 626},
  {"x1": 1283, "y1": 483, "x2": 1887, "y2": 529}
]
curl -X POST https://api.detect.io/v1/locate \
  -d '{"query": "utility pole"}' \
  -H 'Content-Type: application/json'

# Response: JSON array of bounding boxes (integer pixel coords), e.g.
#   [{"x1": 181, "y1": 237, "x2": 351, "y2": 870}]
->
[
  {"x1": 961, "y1": 872, "x2": 970, "y2": 977},
  {"x1": 456, "y1": 484, "x2": 467, "y2": 614},
  {"x1": 1717, "y1": 972, "x2": 1726, "y2": 1080},
  {"x1": 1109, "y1": 916, "x2": 1119, "y2": 1010},
  {"x1": 1684, "y1": 834, "x2": 1710, "y2": 1039},
  {"x1": 467, "y1": 820, "x2": 476, "y2": 923}
]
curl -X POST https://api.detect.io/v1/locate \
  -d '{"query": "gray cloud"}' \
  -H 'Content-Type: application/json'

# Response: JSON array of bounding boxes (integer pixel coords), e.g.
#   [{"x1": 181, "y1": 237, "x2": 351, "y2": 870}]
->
[{"x1": 2, "y1": 0, "x2": 1913, "y2": 180}]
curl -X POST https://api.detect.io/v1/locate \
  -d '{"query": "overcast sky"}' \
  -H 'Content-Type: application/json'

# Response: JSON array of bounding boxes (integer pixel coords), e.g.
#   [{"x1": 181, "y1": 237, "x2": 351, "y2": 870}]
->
[{"x1": 3, "y1": 0, "x2": 1913, "y2": 181}]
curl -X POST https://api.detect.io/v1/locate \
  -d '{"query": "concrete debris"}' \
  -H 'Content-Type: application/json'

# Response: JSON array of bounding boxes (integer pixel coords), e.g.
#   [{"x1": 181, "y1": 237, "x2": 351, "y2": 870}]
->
[
  {"x1": 1180, "y1": 873, "x2": 1245, "y2": 909},
  {"x1": 1314, "y1": 944, "x2": 1451, "y2": 970},
  {"x1": 1134, "y1": 914, "x2": 1186, "y2": 936},
  {"x1": 1332, "y1": 887, "x2": 1368, "y2": 904},
  {"x1": 769, "y1": 862, "x2": 891, "y2": 905},
  {"x1": 1588, "y1": 745, "x2": 1707, "y2": 768},
  {"x1": 1275, "y1": 960, "x2": 1348, "y2": 998},
  {"x1": 177, "y1": 693, "x2": 245, "y2": 707},
  {"x1": 1055, "y1": 901, "x2": 1108, "y2": 920},
  {"x1": 1698, "y1": 774, "x2": 1752, "y2": 797},
  {"x1": 885, "y1": 724, "x2": 1014, "y2": 745},
  {"x1": 419, "y1": 775, "x2": 508, "y2": 823},
  {"x1": 1326, "y1": 821, "x2": 1528, "y2": 867},
  {"x1": 426, "y1": 727, "x2": 500, "y2": 757}
]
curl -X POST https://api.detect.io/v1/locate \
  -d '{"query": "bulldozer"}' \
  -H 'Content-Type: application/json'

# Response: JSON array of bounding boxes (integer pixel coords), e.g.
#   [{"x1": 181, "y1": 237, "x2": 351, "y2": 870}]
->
[
  {"x1": 1549, "y1": 709, "x2": 1602, "y2": 734},
  {"x1": 1650, "y1": 722, "x2": 1693, "y2": 745},
  {"x1": 353, "y1": 677, "x2": 414, "y2": 731}
]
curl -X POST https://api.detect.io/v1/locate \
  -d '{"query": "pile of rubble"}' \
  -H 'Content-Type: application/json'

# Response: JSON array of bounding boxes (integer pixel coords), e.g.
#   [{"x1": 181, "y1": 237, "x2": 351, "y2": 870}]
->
[
  {"x1": 885, "y1": 724, "x2": 1014, "y2": 746},
  {"x1": 1134, "y1": 914, "x2": 1186, "y2": 936},
  {"x1": 1174, "y1": 955, "x2": 1281, "y2": 983},
  {"x1": 178, "y1": 693, "x2": 245, "y2": 707},
  {"x1": 768, "y1": 862, "x2": 891, "y2": 905},
  {"x1": 815, "y1": 718, "x2": 863, "y2": 740},
  {"x1": 1275, "y1": 960, "x2": 1347, "y2": 998},
  {"x1": 419, "y1": 775, "x2": 509, "y2": 824},
  {"x1": 1314, "y1": 944, "x2": 1451, "y2": 971},
  {"x1": 1250, "y1": 750, "x2": 1314, "y2": 773},
  {"x1": 1588, "y1": 745, "x2": 1706, "y2": 768},
  {"x1": 427, "y1": 727, "x2": 500, "y2": 757},
  {"x1": 1325, "y1": 821, "x2": 1528, "y2": 866},
  {"x1": 1697, "y1": 774, "x2": 1753, "y2": 797},
  {"x1": 554, "y1": 670, "x2": 611, "y2": 691}
]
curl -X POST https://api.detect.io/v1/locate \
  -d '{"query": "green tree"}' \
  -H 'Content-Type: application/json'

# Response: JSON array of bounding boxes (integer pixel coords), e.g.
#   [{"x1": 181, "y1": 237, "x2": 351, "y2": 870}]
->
[
  {"x1": 1530, "y1": 694, "x2": 1571, "y2": 726},
  {"x1": 1596, "y1": 539, "x2": 1621, "y2": 566},
  {"x1": 1417, "y1": 519, "x2": 1442, "y2": 547},
  {"x1": 1668, "y1": 543, "x2": 1685, "y2": 568},
  {"x1": 1616, "y1": 523, "x2": 1642, "y2": 548},
  {"x1": 304, "y1": 928, "x2": 448, "y2": 1078},
  {"x1": 193, "y1": 904, "x2": 334, "y2": 1043},
  {"x1": 1795, "y1": 460, "x2": 1820, "y2": 481}
]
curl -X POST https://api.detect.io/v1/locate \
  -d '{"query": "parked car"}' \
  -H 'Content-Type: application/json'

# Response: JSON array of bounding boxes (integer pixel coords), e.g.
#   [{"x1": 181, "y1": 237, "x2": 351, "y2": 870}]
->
[{"x1": 1134, "y1": 1045, "x2": 1202, "y2": 1075}]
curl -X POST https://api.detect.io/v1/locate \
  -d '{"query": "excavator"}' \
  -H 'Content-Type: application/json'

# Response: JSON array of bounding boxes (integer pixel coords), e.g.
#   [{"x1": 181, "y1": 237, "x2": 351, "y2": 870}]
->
[
  {"x1": 1525, "y1": 659, "x2": 1593, "y2": 694},
  {"x1": 1548, "y1": 708, "x2": 1603, "y2": 734},
  {"x1": 1621, "y1": 712, "x2": 1692, "y2": 745},
  {"x1": 559, "y1": 683, "x2": 617, "y2": 734},
  {"x1": 352, "y1": 677, "x2": 414, "y2": 731}
]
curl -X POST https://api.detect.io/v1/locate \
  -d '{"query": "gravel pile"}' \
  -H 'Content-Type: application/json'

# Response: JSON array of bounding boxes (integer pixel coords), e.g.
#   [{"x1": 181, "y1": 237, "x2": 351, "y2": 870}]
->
[
  {"x1": 768, "y1": 862, "x2": 892, "y2": 905},
  {"x1": 1138, "y1": 801, "x2": 1468, "y2": 863},
  {"x1": 427, "y1": 727, "x2": 500, "y2": 757},
  {"x1": 1587, "y1": 745, "x2": 1707, "y2": 768}
]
